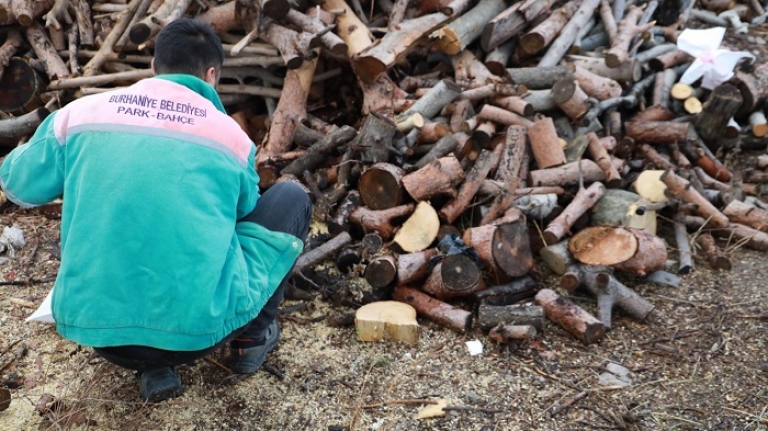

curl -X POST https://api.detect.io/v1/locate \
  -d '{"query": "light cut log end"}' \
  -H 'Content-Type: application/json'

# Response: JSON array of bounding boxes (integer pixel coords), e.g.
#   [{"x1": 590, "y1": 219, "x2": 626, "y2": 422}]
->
[{"x1": 355, "y1": 301, "x2": 420, "y2": 344}]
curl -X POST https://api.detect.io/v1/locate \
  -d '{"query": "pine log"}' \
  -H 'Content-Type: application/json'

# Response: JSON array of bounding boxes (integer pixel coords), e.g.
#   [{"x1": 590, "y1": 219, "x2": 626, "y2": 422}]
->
[
  {"x1": 474, "y1": 276, "x2": 538, "y2": 306},
  {"x1": 280, "y1": 126, "x2": 356, "y2": 177},
  {"x1": 528, "y1": 117, "x2": 567, "y2": 169},
  {"x1": 196, "y1": 0, "x2": 239, "y2": 35},
  {"x1": 431, "y1": 0, "x2": 507, "y2": 55},
  {"x1": 538, "y1": 0, "x2": 601, "y2": 67},
  {"x1": 402, "y1": 155, "x2": 465, "y2": 201},
  {"x1": 0, "y1": 57, "x2": 46, "y2": 115},
  {"x1": 364, "y1": 253, "x2": 398, "y2": 288},
  {"x1": 660, "y1": 169, "x2": 729, "y2": 227},
  {"x1": 354, "y1": 13, "x2": 448, "y2": 84},
  {"x1": 294, "y1": 231, "x2": 353, "y2": 275},
  {"x1": 440, "y1": 147, "x2": 501, "y2": 224},
  {"x1": 26, "y1": 21, "x2": 68, "y2": 80},
  {"x1": 520, "y1": 0, "x2": 579, "y2": 55},
  {"x1": 286, "y1": 9, "x2": 347, "y2": 57},
  {"x1": 477, "y1": 303, "x2": 544, "y2": 331},
  {"x1": 551, "y1": 78, "x2": 590, "y2": 122},
  {"x1": 539, "y1": 240, "x2": 575, "y2": 275},
  {"x1": 672, "y1": 214, "x2": 693, "y2": 275},
  {"x1": 604, "y1": 5, "x2": 656, "y2": 68},
  {"x1": 476, "y1": 104, "x2": 534, "y2": 128},
  {"x1": 349, "y1": 203, "x2": 415, "y2": 240},
  {"x1": 421, "y1": 254, "x2": 485, "y2": 300},
  {"x1": 75, "y1": 0, "x2": 94, "y2": 47},
  {"x1": 624, "y1": 121, "x2": 690, "y2": 144},
  {"x1": 463, "y1": 219, "x2": 533, "y2": 281},
  {"x1": 393, "y1": 286, "x2": 472, "y2": 332},
  {"x1": 505, "y1": 65, "x2": 573, "y2": 90},
  {"x1": 693, "y1": 84, "x2": 743, "y2": 151},
  {"x1": 0, "y1": 107, "x2": 49, "y2": 139},
  {"x1": 322, "y1": 0, "x2": 373, "y2": 57},
  {"x1": 685, "y1": 216, "x2": 768, "y2": 252},
  {"x1": 561, "y1": 264, "x2": 654, "y2": 328},
  {"x1": 647, "y1": 49, "x2": 693, "y2": 72},
  {"x1": 543, "y1": 182, "x2": 607, "y2": 244},
  {"x1": 612, "y1": 228, "x2": 668, "y2": 276},
  {"x1": 400, "y1": 79, "x2": 462, "y2": 121},
  {"x1": 392, "y1": 201, "x2": 440, "y2": 252},
  {"x1": 481, "y1": 126, "x2": 527, "y2": 224},
  {"x1": 490, "y1": 96, "x2": 534, "y2": 117},
  {"x1": 722, "y1": 199, "x2": 768, "y2": 232},
  {"x1": 488, "y1": 324, "x2": 537, "y2": 344},
  {"x1": 355, "y1": 301, "x2": 419, "y2": 344},
  {"x1": 529, "y1": 159, "x2": 609, "y2": 187},
  {"x1": 396, "y1": 248, "x2": 440, "y2": 285},
  {"x1": 569, "y1": 225, "x2": 639, "y2": 266},
  {"x1": 481, "y1": 0, "x2": 551, "y2": 52},
  {"x1": 587, "y1": 132, "x2": 621, "y2": 187},
  {"x1": 535, "y1": 288, "x2": 605, "y2": 345},
  {"x1": 573, "y1": 66, "x2": 622, "y2": 101},
  {"x1": 565, "y1": 55, "x2": 642, "y2": 84},
  {"x1": 629, "y1": 105, "x2": 676, "y2": 122},
  {"x1": 697, "y1": 233, "x2": 732, "y2": 271},
  {"x1": 358, "y1": 163, "x2": 406, "y2": 210},
  {"x1": 127, "y1": 0, "x2": 184, "y2": 45}
]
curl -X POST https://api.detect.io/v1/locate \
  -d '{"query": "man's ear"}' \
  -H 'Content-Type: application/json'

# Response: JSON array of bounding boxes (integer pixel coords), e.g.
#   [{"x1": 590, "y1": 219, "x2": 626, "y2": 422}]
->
[
  {"x1": 204, "y1": 67, "x2": 218, "y2": 86},
  {"x1": 150, "y1": 58, "x2": 157, "y2": 76}
]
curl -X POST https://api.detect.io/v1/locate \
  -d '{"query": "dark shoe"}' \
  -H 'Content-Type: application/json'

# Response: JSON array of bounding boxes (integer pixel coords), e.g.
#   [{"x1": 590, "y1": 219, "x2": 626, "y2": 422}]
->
[
  {"x1": 228, "y1": 320, "x2": 279, "y2": 374},
  {"x1": 139, "y1": 367, "x2": 183, "y2": 402}
]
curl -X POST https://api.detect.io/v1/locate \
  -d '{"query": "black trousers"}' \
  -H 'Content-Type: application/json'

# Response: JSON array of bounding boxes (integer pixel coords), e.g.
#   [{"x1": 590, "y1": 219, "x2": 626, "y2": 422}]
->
[{"x1": 94, "y1": 182, "x2": 312, "y2": 371}]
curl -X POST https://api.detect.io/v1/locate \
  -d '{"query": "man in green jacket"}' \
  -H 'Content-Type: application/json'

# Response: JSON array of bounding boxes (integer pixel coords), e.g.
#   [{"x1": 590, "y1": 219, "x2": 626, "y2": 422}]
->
[{"x1": 0, "y1": 19, "x2": 311, "y2": 402}]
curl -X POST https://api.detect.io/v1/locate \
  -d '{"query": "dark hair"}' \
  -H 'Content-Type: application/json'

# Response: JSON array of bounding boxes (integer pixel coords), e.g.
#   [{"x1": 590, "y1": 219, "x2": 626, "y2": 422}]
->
[{"x1": 153, "y1": 18, "x2": 224, "y2": 78}]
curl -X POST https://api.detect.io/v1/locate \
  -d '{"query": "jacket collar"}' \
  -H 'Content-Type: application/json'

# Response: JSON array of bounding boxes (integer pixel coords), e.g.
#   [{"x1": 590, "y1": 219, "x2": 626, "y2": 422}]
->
[{"x1": 153, "y1": 74, "x2": 226, "y2": 114}]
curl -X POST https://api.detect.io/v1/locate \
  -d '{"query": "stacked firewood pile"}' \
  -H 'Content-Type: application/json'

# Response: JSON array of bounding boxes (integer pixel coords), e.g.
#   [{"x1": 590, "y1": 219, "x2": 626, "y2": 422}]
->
[{"x1": 2, "y1": 0, "x2": 768, "y2": 347}]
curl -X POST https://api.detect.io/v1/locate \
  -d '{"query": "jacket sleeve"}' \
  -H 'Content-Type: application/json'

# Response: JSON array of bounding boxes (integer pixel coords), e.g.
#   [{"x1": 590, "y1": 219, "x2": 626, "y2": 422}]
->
[
  {"x1": 0, "y1": 113, "x2": 65, "y2": 207},
  {"x1": 236, "y1": 145, "x2": 260, "y2": 219}
]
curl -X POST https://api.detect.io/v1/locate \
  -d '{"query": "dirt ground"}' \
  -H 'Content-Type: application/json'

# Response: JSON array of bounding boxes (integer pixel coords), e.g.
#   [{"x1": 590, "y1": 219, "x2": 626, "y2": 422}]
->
[{"x1": 3, "y1": 15, "x2": 768, "y2": 431}]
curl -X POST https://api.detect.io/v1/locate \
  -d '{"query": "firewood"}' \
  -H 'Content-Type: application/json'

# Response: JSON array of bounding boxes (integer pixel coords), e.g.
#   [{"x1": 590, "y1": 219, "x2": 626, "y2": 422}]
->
[
  {"x1": 421, "y1": 254, "x2": 485, "y2": 300},
  {"x1": 294, "y1": 231, "x2": 353, "y2": 275},
  {"x1": 485, "y1": 39, "x2": 516, "y2": 76},
  {"x1": 604, "y1": 5, "x2": 656, "y2": 68},
  {"x1": 354, "y1": 13, "x2": 448, "y2": 84},
  {"x1": 358, "y1": 163, "x2": 406, "y2": 210},
  {"x1": 565, "y1": 55, "x2": 642, "y2": 84},
  {"x1": 364, "y1": 254, "x2": 398, "y2": 289},
  {"x1": 529, "y1": 159, "x2": 606, "y2": 187},
  {"x1": 25, "y1": 21, "x2": 68, "y2": 80},
  {"x1": 722, "y1": 199, "x2": 768, "y2": 232},
  {"x1": 488, "y1": 324, "x2": 537, "y2": 344},
  {"x1": 476, "y1": 104, "x2": 533, "y2": 128},
  {"x1": 393, "y1": 201, "x2": 440, "y2": 252},
  {"x1": 480, "y1": 127, "x2": 526, "y2": 224},
  {"x1": 693, "y1": 84, "x2": 743, "y2": 151},
  {"x1": 539, "y1": 240, "x2": 575, "y2": 275},
  {"x1": 399, "y1": 79, "x2": 462, "y2": 121},
  {"x1": 473, "y1": 275, "x2": 538, "y2": 306},
  {"x1": 396, "y1": 248, "x2": 439, "y2": 285},
  {"x1": 551, "y1": 78, "x2": 589, "y2": 122},
  {"x1": 477, "y1": 303, "x2": 544, "y2": 331},
  {"x1": 285, "y1": 9, "x2": 347, "y2": 57},
  {"x1": 0, "y1": 107, "x2": 49, "y2": 139},
  {"x1": 599, "y1": 0, "x2": 617, "y2": 43},
  {"x1": 685, "y1": 216, "x2": 768, "y2": 252},
  {"x1": 7, "y1": 0, "x2": 53, "y2": 26},
  {"x1": 280, "y1": 125, "x2": 356, "y2": 178},
  {"x1": 660, "y1": 169, "x2": 729, "y2": 228},
  {"x1": 535, "y1": 288, "x2": 605, "y2": 345},
  {"x1": 612, "y1": 227, "x2": 668, "y2": 276},
  {"x1": 430, "y1": 0, "x2": 507, "y2": 55},
  {"x1": 543, "y1": 182, "x2": 607, "y2": 245},
  {"x1": 322, "y1": 0, "x2": 373, "y2": 57},
  {"x1": 0, "y1": 58, "x2": 46, "y2": 115},
  {"x1": 519, "y1": 0, "x2": 579, "y2": 55},
  {"x1": 731, "y1": 63, "x2": 768, "y2": 116},
  {"x1": 527, "y1": 117, "x2": 566, "y2": 169},
  {"x1": 521, "y1": 89, "x2": 558, "y2": 112},
  {"x1": 355, "y1": 301, "x2": 419, "y2": 344},
  {"x1": 402, "y1": 155, "x2": 464, "y2": 201},
  {"x1": 463, "y1": 218, "x2": 533, "y2": 281},
  {"x1": 749, "y1": 111, "x2": 768, "y2": 137},
  {"x1": 561, "y1": 264, "x2": 654, "y2": 328},
  {"x1": 440, "y1": 147, "x2": 501, "y2": 224},
  {"x1": 349, "y1": 203, "x2": 414, "y2": 240},
  {"x1": 489, "y1": 96, "x2": 534, "y2": 117},
  {"x1": 573, "y1": 66, "x2": 623, "y2": 101},
  {"x1": 647, "y1": 49, "x2": 693, "y2": 72},
  {"x1": 393, "y1": 285, "x2": 472, "y2": 332},
  {"x1": 697, "y1": 233, "x2": 732, "y2": 271},
  {"x1": 624, "y1": 121, "x2": 690, "y2": 145},
  {"x1": 354, "y1": 112, "x2": 399, "y2": 163},
  {"x1": 672, "y1": 212, "x2": 693, "y2": 274},
  {"x1": 128, "y1": 0, "x2": 191, "y2": 46},
  {"x1": 481, "y1": 0, "x2": 553, "y2": 52},
  {"x1": 196, "y1": 0, "x2": 239, "y2": 35},
  {"x1": 505, "y1": 65, "x2": 573, "y2": 90},
  {"x1": 569, "y1": 225, "x2": 639, "y2": 266},
  {"x1": 538, "y1": 0, "x2": 600, "y2": 68},
  {"x1": 587, "y1": 132, "x2": 621, "y2": 187},
  {"x1": 408, "y1": 133, "x2": 460, "y2": 170}
]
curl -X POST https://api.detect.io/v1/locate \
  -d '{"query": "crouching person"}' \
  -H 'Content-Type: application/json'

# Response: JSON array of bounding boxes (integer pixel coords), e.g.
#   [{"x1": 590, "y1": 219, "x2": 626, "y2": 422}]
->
[{"x1": 0, "y1": 19, "x2": 311, "y2": 402}]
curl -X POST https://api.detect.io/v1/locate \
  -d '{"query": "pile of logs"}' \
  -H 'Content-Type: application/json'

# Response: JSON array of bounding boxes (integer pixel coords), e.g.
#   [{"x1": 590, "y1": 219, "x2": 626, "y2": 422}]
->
[{"x1": 2, "y1": 0, "x2": 768, "y2": 347}]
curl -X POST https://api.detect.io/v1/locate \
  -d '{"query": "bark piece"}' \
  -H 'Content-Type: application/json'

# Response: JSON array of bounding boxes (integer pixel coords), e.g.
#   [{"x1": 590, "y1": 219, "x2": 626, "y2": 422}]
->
[
  {"x1": 393, "y1": 286, "x2": 472, "y2": 332},
  {"x1": 355, "y1": 301, "x2": 419, "y2": 344},
  {"x1": 535, "y1": 288, "x2": 605, "y2": 345}
]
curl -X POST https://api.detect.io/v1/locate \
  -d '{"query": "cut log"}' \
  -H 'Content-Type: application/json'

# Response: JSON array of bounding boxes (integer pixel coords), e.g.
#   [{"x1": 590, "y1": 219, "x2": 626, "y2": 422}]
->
[
  {"x1": 612, "y1": 228, "x2": 668, "y2": 276},
  {"x1": 572, "y1": 66, "x2": 623, "y2": 101},
  {"x1": 551, "y1": 78, "x2": 590, "y2": 122},
  {"x1": 693, "y1": 84, "x2": 743, "y2": 151},
  {"x1": 488, "y1": 324, "x2": 537, "y2": 344},
  {"x1": 349, "y1": 203, "x2": 415, "y2": 240},
  {"x1": 535, "y1": 288, "x2": 605, "y2": 345},
  {"x1": 354, "y1": 12, "x2": 448, "y2": 84},
  {"x1": 352, "y1": 112, "x2": 398, "y2": 163},
  {"x1": 477, "y1": 303, "x2": 544, "y2": 331},
  {"x1": 440, "y1": 147, "x2": 501, "y2": 224},
  {"x1": 686, "y1": 216, "x2": 768, "y2": 252},
  {"x1": 722, "y1": 199, "x2": 768, "y2": 232},
  {"x1": 519, "y1": 0, "x2": 579, "y2": 55},
  {"x1": 473, "y1": 276, "x2": 538, "y2": 306},
  {"x1": 0, "y1": 107, "x2": 50, "y2": 139},
  {"x1": 355, "y1": 301, "x2": 419, "y2": 344},
  {"x1": 393, "y1": 285, "x2": 473, "y2": 332},
  {"x1": 749, "y1": 111, "x2": 768, "y2": 137},
  {"x1": 539, "y1": 240, "x2": 575, "y2": 275},
  {"x1": 358, "y1": 163, "x2": 406, "y2": 210},
  {"x1": 364, "y1": 253, "x2": 398, "y2": 288},
  {"x1": 393, "y1": 201, "x2": 440, "y2": 252},
  {"x1": 569, "y1": 225, "x2": 638, "y2": 266},
  {"x1": 430, "y1": 0, "x2": 507, "y2": 55},
  {"x1": 396, "y1": 248, "x2": 440, "y2": 285},
  {"x1": 322, "y1": 0, "x2": 373, "y2": 57},
  {"x1": 587, "y1": 132, "x2": 622, "y2": 188},
  {"x1": 462, "y1": 219, "x2": 533, "y2": 280},
  {"x1": 731, "y1": 62, "x2": 768, "y2": 116},
  {"x1": 529, "y1": 159, "x2": 608, "y2": 187},
  {"x1": 528, "y1": 117, "x2": 567, "y2": 169},
  {"x1": 543, "y1": 182, "x2": 607, "y2": 244},
  {"x1": 402, "y1": 155, "x2": 465, "y2": 201},
  {"x1": 697, "y1": 233, "x2": 732, "y2": 271},
  {"x1": 294, "y1": 231, "x2": 352, "y2": 275},
  {"x1": 565, "y1": 55, "x2": 642, "y2": 84},
  {"x1": 660, "y1": 169, "x2": 730, "y2": 228},
  {"x1": 624, "y1": 121, "x2": 690, "y2": 144},
  {"x1": 604, "y1": 5, "x2": 656, "y2": 68},
  {"x1": 538, "y1": 0, "x2": 601, "y2": 68},
  {"x1": 0, "y1": 57, "x2": 46, "y2": 115},
  {"x1": 421, "y1": 254, "x2": 485, "y2": 300},
  {"x1": 400, "y1": 79, "x2": 462, "y2": 121},
  {"x1": 505, "y1": 65, "x2": 573, "y2": 90},
  {"x1": 633, "y1": 169, "x2": 668, "y2": 203},
  {"x1": 26, "y1": 21, "x2": 68, "y2": 80}
]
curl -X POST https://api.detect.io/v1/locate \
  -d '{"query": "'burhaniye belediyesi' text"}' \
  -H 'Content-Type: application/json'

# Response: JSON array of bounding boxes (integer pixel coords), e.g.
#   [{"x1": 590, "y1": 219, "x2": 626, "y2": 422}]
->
[{"x1": 108, "y1": 94, "x2": 207, "y2": 125}]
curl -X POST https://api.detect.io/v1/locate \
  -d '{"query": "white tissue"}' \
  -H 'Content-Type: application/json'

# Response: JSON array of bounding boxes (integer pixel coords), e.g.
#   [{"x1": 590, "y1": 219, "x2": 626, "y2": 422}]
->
[{"x1": 677, "y1": 27, "x2": 755, "y2": 90}]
